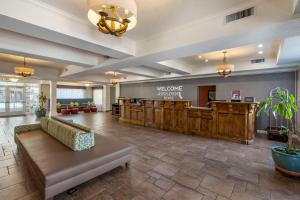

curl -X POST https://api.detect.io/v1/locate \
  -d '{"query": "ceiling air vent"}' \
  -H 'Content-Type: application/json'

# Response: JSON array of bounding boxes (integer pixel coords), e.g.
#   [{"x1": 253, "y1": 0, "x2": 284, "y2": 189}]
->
[
  {"x1": 251, "y1": 58, "x2": 265, "y2": 64},
  {"x1": 226, "y1": 7, "x2": 254, "y2": 23}
]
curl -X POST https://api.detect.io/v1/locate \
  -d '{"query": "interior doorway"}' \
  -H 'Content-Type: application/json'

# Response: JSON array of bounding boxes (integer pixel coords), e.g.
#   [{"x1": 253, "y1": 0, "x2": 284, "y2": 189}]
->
[
  {"x1": 0, "y1": 86, "x2": 25, "y2": 116},
  {"x1": 198, "y1": 85, "x2": 216, "y2": 107}
]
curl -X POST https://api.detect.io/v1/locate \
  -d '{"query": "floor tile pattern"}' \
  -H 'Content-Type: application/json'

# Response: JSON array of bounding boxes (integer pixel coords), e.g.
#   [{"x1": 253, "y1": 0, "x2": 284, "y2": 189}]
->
[{"x1": 0, "y1": 113, "x2": 299, "y2": 200}]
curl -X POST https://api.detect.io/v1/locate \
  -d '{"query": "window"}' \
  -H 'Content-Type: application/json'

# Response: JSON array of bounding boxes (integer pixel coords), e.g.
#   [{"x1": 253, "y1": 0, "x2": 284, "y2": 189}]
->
[
  {"x1": 57, "y1": 88, "x2": 85, "y2": 99},
  {"x1": 93, "y1": 89, "x2": 103, "y2": 106}
]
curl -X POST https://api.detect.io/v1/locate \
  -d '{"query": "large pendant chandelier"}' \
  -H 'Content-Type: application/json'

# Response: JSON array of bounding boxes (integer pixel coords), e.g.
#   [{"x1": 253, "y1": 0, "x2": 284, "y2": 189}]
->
[
  {"x1": 217, "y1": 51, "x2": 234, "y2": 78},
  {"x1": 110, "y1": 78, "x2": 119, "y2": 86},
  {"x1": 105, "y1": 71, "x2": 121, "y2": 86},
  {"x1": 87, "y1": 0, "x2": 137, "y2": 37},
  {"x1": 14, "y1": 57, "x2": 35, "y2": 77}
]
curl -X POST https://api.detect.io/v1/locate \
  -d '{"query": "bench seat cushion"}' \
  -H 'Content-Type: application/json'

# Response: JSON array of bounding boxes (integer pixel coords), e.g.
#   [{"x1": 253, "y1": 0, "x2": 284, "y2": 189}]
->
[{"x1": 16, "y1": 129, "x2": 132, "y2": 187}]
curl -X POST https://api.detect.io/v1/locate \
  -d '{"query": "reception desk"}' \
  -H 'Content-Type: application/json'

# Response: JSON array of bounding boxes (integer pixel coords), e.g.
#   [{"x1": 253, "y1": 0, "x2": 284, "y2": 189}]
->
[{"x1": 120, "y1": 99, "x2": 257, "y2": 144}]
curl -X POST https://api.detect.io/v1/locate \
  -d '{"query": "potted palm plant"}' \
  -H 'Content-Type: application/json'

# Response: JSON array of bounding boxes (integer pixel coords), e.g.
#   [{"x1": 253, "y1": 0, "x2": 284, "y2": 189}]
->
[
  {"x1": 257, "y1": 87, "x2": 299, "y2": 176},
  {"x1": 35, "y1": 92, "x2": 47, "y2": 117}
]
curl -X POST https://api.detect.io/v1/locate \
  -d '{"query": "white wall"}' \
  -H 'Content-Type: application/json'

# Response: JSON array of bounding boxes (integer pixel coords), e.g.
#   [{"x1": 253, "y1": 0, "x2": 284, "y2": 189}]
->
[{"x1": 85, "y1": 87, "x2": 93, "y2": 98}]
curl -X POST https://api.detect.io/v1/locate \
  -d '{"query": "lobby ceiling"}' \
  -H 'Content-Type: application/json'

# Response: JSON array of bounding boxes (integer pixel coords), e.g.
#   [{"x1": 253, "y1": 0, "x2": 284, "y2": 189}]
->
[
  {"x1": 0, "y1": 0, "x2": 299, "y2": 83},
  {"x1": 37, "y1": 0, "x2": 250, "y2": 41},
  {"x1": 180, "y1": 41, "x2": 281, "y2": 66}
]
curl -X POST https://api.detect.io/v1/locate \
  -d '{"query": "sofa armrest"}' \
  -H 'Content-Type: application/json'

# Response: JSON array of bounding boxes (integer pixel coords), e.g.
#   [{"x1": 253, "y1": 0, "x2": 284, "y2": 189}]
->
[{"x1": 14, "y1": 123, "x2": 41, "y2": 142}]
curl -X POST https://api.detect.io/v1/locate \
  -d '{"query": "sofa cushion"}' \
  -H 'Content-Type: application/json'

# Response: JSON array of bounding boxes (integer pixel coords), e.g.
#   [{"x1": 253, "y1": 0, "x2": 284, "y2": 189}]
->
[
  {"x1": 46, "y1": 119, "x2": 94, "y2": 151},
  {"x1": 16, "y1": 130, "x2": 132, "y2": 187},
  {"x1": 52, "y1": 116, "x2": 91, "y2": 132},
  {"x1": 40, "y1": 117, "x2": 49, "y2": 132},
  {"x1": 47, "y1": 120, "x2": 60, "y2": 138}
]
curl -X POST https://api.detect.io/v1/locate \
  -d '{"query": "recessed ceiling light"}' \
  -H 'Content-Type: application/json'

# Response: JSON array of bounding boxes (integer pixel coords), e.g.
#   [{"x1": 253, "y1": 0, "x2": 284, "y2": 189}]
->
[
  {"x1": 85, "y1": 83, "x2": 90, "y2": 87},
  {"x1": 205, "y1": 59, "x2": 209, "y2": 62},
  {"x1": 258, "y1": 44, "x2": 263, "y2": 48},
  {"x1": 258, "y1": 51, "x2": 263, "y2": 54},
  {"x1": 198, "y1": 55, "x2": 202, "y2": 59}
]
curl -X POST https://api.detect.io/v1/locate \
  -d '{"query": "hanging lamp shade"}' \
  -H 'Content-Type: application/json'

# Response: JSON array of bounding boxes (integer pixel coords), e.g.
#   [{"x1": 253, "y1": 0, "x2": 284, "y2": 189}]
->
[
  {"x1": 216, "y1": 52, "x2": 234, "y2": 78},
  {"x1": 14, "y1": 57, "x2": 35, "y2": 77},
  {"x1": 87, "y1": 0, "x2": 137, "y2": 36}
]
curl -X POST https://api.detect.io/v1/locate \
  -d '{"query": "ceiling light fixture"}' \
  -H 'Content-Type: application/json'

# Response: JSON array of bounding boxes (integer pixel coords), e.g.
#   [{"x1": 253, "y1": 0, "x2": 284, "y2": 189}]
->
[
  {"x1": 217, "y1": 51, "x2": 234, "y2": 78},
  {"x1": 105, "y1": 71, "x2": 121, "y2": 86},
  {"x1": 258, "y1": 44, "x2": 263, "y2": 48},
  {"x1": 14, "y1": 57, "x2": 35, "y2": 77},
  {"x1": 110, "y1": 78, "x2": 119, "y2": 86},
  {"x1": 87, "y1": 0, "x2": 137, "y2": 37},
  {"x1": 105, "y1": 71, "x2": 122, "y2": 76},
  {"x1": 198, "y1": 55, "x2": 202, "y2": 59},
  {"x1": 258, "y1": 51, "x2": 263, "y2": 54},
  {"x1": 9, "y1": 78, "x2": 19, "y2": 82},
  {"x1": 205, "y1": 59, "x2": 209, "y2": 63}
]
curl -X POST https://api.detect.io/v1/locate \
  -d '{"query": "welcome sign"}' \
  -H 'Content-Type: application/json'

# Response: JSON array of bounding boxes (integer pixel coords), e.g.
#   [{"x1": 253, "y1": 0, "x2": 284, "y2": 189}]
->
[{"x1": 156, "y1": 86, "x2": 183, "y2": 100}]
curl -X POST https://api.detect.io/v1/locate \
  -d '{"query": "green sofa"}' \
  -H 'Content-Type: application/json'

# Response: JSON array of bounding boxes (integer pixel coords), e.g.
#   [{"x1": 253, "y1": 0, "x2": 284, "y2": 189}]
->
[{"x1": 15, "y1": 117, "x2": 94, "y2": 151}]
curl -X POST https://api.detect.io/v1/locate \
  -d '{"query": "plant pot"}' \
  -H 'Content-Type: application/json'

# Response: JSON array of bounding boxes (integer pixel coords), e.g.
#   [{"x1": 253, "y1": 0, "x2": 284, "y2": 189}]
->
[
  {"x1": 272, "y1": 146, "x2": 300, "y2": 177},
  {"x1": 35, "y1": 110, "x2": 46, "y2": 118}
]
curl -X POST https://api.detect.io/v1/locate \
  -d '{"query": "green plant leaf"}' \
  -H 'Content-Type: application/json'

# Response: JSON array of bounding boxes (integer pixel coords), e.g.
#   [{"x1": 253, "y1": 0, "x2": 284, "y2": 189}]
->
[{"x1": 277, "y1": 103, "x2": 284, "y2": 116}]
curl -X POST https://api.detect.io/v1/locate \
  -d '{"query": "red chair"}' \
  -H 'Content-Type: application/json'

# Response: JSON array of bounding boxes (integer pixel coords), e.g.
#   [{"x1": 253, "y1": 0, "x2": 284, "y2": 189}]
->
[
  {"x1": 70, "y1": 108, "x2": 79, "y2": 114},
  {"x1": 61, "y1": 109, "x2": 71, "y2": 115},
  {"x1": 90, "y1": 107, "x2": 97, "y2": 112},
  {"x1": 83, "y1": 107, "x2": 91, "y2": 113}
]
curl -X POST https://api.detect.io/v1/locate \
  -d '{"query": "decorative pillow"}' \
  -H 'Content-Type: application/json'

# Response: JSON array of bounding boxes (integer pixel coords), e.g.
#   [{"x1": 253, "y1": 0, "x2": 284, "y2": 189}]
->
[
  {"x1": 75, "y1": 132, "x2": 95, "y2": 151},
  {"x1": 47, "y1": 119, "x2": 94, "y2": 151}
]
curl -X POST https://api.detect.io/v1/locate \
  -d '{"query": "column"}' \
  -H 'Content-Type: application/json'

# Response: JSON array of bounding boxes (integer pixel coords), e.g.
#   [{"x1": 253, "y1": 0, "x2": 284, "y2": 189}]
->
[
  {"x1": 115, "y1": 83, "x2": 120, "y2": 99},
  {"x1": 49, "y1": 81, "x2": 57, "y2": 117},
  {"x1": 102, "y1": 84, "x2": 111, "y2": 112}
]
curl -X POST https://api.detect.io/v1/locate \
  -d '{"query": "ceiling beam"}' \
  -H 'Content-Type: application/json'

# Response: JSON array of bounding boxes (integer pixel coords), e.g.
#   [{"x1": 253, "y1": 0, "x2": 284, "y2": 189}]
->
[
  {"x1": 121, "y1": 65, "x2": 298, "y2": 84},
  {"x1": 58, "y1": 0, "x2": 300, "y2": 79},
  {"x1": 0, "y1": 29, "x2": 105, "y2": 67},
  {"x1": 292, "y1": 0, "x2": 300, "y2": 14},
  {"x1": 144, "y1": 61, "x2": 192, "y2": 75},
  {"x1": 277, "y1": 35, "x2": 300, "y2": 65},
  {"x1": 59, "y1": 17, "x2": 300, "y2": 78},
  {"x1": 119, "y1": 66, "x2": 167, "y2": 78}
]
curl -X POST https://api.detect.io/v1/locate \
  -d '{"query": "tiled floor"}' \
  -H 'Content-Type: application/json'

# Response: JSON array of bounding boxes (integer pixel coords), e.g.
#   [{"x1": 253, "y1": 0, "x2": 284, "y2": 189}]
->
[{"x1": 0, "y1": 113, "x2": 299, "y2": 200}]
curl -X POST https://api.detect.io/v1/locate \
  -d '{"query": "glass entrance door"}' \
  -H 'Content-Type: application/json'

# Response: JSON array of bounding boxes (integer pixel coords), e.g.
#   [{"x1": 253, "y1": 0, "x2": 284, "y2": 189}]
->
[
  {"x1": 0, "y1": 86, "x2": 25, "y2": 116},
  {"x1": 8, "y1": 87, "x2": 25, "y2": 114}
]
